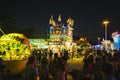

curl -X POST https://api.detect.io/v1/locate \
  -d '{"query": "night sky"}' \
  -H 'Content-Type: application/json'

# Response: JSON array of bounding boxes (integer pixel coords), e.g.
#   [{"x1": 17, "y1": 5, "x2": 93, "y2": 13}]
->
[{"x1": 0, "y1": 0, "x2": 120, "y2": 41}]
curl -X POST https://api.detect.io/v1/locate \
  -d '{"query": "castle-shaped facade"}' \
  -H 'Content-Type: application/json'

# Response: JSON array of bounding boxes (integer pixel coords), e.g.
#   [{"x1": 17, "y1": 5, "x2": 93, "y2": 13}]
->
[
  {"x1": 47, "y1": 14, "x2": 74, "y2": 46},
  {"x1": 47, "y1": 14, "x2": 74, "y2": 53}
]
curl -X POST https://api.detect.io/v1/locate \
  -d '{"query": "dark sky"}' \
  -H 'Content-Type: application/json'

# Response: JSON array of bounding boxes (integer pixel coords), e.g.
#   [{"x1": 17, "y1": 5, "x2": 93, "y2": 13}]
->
[{"x1": 0, "y1": 0, "x2": 120, "y2": 41}]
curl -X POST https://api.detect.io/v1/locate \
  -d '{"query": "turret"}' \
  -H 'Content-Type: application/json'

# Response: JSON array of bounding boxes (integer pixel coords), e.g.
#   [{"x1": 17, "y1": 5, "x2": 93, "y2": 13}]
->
[
  {"x1": 57, "y1": 14, "x2": 63, "y2": 26},
  {"x1": 67, "y1": 17, "x2": 74, "y2": 30},
  {"x1": 49, "y1": 15, "x2": 56, "y2": 27},
  {"x1": 58, "y1": 14, "x2": 61, "y2": 22}
]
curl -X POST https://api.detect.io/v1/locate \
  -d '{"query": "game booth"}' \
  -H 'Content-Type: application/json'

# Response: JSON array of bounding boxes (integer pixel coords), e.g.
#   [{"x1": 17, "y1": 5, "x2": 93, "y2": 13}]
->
[{"x1": 0, "y1": 33, "x2": 31, "y2": 74}]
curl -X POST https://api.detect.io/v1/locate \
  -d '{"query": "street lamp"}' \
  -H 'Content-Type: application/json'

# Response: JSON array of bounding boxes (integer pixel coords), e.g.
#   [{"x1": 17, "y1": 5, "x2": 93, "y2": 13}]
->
[
  {"x1": 103, "y1": 20, "x2": 109, "y2": 40},
  {"x1": 97, "y1": 37, "x2": 100, "y2": 44}
]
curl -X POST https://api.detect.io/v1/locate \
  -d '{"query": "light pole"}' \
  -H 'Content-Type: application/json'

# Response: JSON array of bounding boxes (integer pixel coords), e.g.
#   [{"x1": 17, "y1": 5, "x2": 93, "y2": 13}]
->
[
  {"x1": 97, "y1": 37, "x2": 100, "y2": 44},
  {"x1": 103, "y1": 20, "x2": 109, "y2": 40}
]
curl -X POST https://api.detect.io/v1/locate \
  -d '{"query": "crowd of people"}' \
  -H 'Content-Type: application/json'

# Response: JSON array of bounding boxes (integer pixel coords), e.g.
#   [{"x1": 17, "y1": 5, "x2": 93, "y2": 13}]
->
[
  {"x1": 81, "y1": 49, "x2": 120, "y2": 80},
  {"x1": 34, "y1": 49, "x2": 69, "y2": 80},
  {"x1": 0, "y1": 48, "x2": 120, "y2": 80},
  {"x1": 0, "y1": 49, "x2": 69, "y2": 80}
]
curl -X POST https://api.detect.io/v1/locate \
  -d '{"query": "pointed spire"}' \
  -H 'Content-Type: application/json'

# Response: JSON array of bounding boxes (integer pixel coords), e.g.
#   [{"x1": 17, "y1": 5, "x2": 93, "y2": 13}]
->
[
  {"x1": 51, "y1": 15, "x2": 54, "y2": 20},
  {"x1": 58, "y1": 14, "x2": 61, "y2": 22},
  {"x1": 49, "y1": 18, "x2": 52, "y2": 25},
  {"x1": 67, "y1": 17, "x2": 74, "y2": 27},
  {"x1": 51, "y1": 15, "x2": 54, "y2": 24},
  {"x1": 67, "y1": 17, "x2": 70, "y2": 23},
  {"x1": 52, "y1": 20, "x2": 56, "y2": 26},
  {"x1": 49, "y1": 15, "x2": 53, "y2": 25},
  {"x1": 49, "y1": 15, "x2": 56, "y2": 26}
]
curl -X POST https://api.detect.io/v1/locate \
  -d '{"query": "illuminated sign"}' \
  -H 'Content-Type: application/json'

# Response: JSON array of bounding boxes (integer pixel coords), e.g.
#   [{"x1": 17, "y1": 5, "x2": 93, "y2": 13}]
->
[
  {"x1": 48, "y1": 41, "x2": 62, "y2": 45},
  {"x1": 1, "y1": 35, "x2": 23, "y2": 42},
  {"x1": 112, "y1": 31, "x2": 119, "y2": 36},
  {"x1": 0, "y1": 42, "x2": 26, "y2": 50},
  {"x1": 112, "y1": 32, "x2": 120, "y2": 50},
  {"x1": 0, "y1": 33, "x2": 31, "y2": 61}
]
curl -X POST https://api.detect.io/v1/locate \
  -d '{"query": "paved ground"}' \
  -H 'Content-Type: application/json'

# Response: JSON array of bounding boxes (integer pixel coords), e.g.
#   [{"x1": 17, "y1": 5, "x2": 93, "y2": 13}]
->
[
  {"x1": 67, "y1": 56, "x2": 85, "y2": 80},
  {"x1": 67, "y1": 56, "x2": 84, "y2": 71}
]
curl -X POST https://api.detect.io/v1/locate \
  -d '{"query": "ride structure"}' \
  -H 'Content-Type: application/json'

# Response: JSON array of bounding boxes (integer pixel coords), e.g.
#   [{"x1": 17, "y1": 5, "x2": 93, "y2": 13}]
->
[{"x1": 47, "y1": 14, "x2": 74, "y2": 54}]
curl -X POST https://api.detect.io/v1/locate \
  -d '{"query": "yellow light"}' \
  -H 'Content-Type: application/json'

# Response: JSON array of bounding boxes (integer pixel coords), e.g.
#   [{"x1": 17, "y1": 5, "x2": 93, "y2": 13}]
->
[
  {"x1": 102, "y1": 20, "x2": 109, "y2": 40},
  {"x1": 103, "y1": 20, "x2": 109, "y2": 26}
]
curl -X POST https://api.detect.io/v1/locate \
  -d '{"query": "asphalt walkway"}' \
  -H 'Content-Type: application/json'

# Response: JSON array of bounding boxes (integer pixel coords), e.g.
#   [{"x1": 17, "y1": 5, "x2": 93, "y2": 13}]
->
[
  {"x1": 67, "y1": 56, "x2": 84, "y2": 80},
  {"x1": 67, "y1": 56, "x2": 84, "y2": 71}
]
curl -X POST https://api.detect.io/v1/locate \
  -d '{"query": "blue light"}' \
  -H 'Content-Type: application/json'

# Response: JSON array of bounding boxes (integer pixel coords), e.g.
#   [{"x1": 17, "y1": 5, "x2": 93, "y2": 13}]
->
[
  {"x1": 50, "y1": 26, "x2": 53, "y2": 29},
  {"x1": 49, "y1": 27, "x2": 53, "y2": 33},
  {"x1": 62, "y1": 26, "x2": 66, "y2": 32},
  {"x1": 112, "y1": 34, "x2": 120, "y2": 50}
]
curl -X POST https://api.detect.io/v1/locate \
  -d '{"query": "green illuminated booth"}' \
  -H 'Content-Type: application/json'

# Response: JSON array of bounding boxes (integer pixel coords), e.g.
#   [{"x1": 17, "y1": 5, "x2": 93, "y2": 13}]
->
[{"x1": 0, "y1": 33, "x2": 31, "y2": 74}]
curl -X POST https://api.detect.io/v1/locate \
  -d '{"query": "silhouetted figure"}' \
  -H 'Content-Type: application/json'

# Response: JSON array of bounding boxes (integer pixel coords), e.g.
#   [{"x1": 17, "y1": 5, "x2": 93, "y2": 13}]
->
[
  {"x1": 49, "y1": 50, "x2": 53, "y2": 60},
  {"x1": 101, "y1": 62, "x2": 116, "y2": 80},
  {"x1": 40, "y1": 57, "x2": 49, "y2": 80},
  {"x1": 22, "y1": 56, "x2": 39, "y2": 80}
]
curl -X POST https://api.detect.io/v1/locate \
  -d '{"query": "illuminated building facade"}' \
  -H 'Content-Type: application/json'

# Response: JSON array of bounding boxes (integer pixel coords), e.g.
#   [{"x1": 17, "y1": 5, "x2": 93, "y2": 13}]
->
[
  {"x1": 112, "y1": 31, "x2": 120, "y2": 50},
  {"x1": 29, "y1": 39, "x2": 48, "y2": 49},
  {"x1": 47, "y1": 15, "x2": 74, "y2": 53}
]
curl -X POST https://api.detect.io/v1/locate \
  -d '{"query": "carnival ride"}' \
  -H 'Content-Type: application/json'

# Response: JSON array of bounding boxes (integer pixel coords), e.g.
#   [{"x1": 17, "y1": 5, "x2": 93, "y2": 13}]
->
[
  {"x1": 0, "y1": 33, "x2": 31, "y2": 74},
  {"x1": 48, "y1": 15, "x2": 74, "y2": 54}
]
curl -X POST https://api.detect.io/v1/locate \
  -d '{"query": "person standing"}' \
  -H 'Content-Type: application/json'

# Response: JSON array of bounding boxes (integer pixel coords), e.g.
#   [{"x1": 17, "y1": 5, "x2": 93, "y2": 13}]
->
[
  {"x1": 0, "y1": 57, "x2": 11, "y2": 80},
  {"x1": 101, "y1": 62, "x2": 116, "y2": 80},
  {"x1": 39, "y1": 57, "x2": 49, "y2": 80},
  {"x1": 54, "y1": 57, "x2": 66, "y2": 80},
  {"x1": 49, "y1": 50, "x2": 53, "y2": 60},
  {"x1": 22, "y1": 56, "x2": 40, "y2": 80}
]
